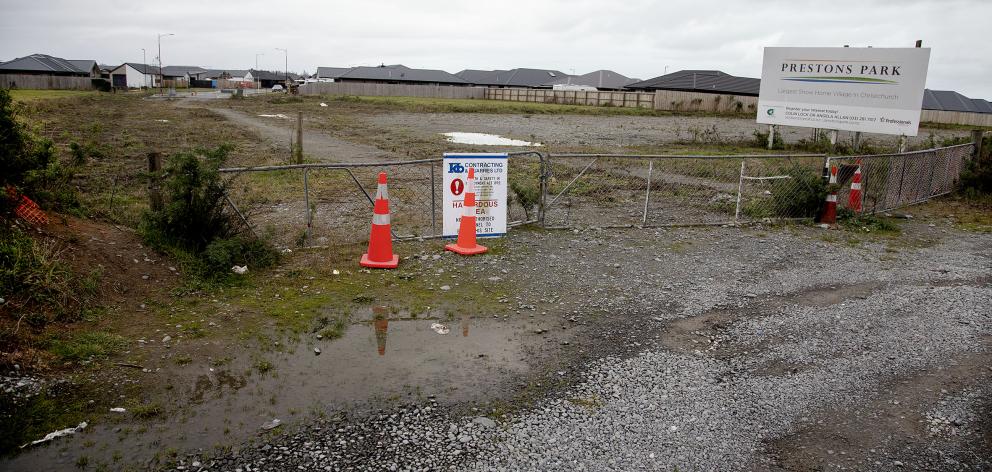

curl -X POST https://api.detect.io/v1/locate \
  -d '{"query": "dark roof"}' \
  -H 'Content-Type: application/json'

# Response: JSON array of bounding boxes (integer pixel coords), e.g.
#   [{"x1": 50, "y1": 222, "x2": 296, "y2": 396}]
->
[
  {"x1": 541, "y1": 70, "x2": 639, "y2": 90},
  {"x1": 455, "y1": 68, "x2": 566, "y2": 87},
  {"x1": 68, "y1": 60, "x2": 98, "y2": 74},
  {"x1": 115, "y1": 63, "x2": 157, "y2": 74},
  {"x1": 0, "y1": 53, "x2": 90, "y2": 75},
  {"x1": 161, "y1": 65, "x2": 207, "y2": 77},
  {"x1": 331, "y1": 64, "x2": 467, "y2": 84},
  {"x1": 971, "y1": 98, "x2": 992, "y2": 114},
  {"x1": 196, "y1": 69, "x2": 250, "y2": 79},
  {"x1": 625, "y1": 70, "x2": 760, "y2": 95},
  {"x1": 456, "y1": 69, "x2": 508, "y2": 85},
  {"x1": 315, "y1": 66, "x2": 352, "y2": 79},
  {"x1": 98, "y1": 64, "x2": 115, "y2": 71},
  {"x1": 922, "y1": 89, "x2": 980, "y2": 113},
  {"x1": 250, "y1": 69, "x2": 301, "y2": 81}
]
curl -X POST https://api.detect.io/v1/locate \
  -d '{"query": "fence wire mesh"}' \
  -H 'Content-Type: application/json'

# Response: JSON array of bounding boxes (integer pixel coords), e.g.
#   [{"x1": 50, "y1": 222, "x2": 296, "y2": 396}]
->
[
  {"x1": 220, "y1": 143, "x2": 974, "y2": 245},
  {"x1": 543, "y1": 154, "x2": 828, "y2": 228},
  {"x1": 827, "y1": 143, "x2": 973, "y2": 215}
]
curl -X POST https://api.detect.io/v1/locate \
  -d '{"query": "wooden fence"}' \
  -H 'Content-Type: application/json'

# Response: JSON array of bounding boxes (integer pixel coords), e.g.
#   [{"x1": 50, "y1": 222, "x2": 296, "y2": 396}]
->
[
  {"x1": 484, "y1": 88, "x2": 656, "y2": 108},
  {"x1": 300, "y1": 82, "x2": 486, "y2": 99},
  {"x1": 920, "y1": 109, "x2": 992, "y2": 127},
  {"x1": 0, "y1": 74, "x2": 95, "y2": 90},
  {"x1": 652, "y1": 90, "x2": 758, "y2": 113}
]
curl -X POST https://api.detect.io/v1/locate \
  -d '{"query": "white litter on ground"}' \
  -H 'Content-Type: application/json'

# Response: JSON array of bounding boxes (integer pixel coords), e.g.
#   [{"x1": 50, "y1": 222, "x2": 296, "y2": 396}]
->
[
  {"x1": 232, "y1": 265, "x2": 249, "y2": 274},
  {"x1": 320, "y1": 103, "x2": 328, "y2": 107},
  {"x1": 441, "y1": 132, "x2": 542, "y2": 146},
  {"x1": 258, "y1": 114, "x2": 290, "y2": 119},
  {"x1": 21, "y1": 422, "x2": 87, "y2": 448},
  {"x1": 332, "y1": 269, "x2": 340, "y2": 275},
  {"x1": 110, "y1": 407, "x2": 127, "y2": 413},
  {"x1": 155, "y1": 119, "x2": 170, "y2": 123},
  {"x1": 261, "y1": 418, "x2": 282, "y2": 430},
  {"x1": 430, "y1": 323, "x2": 450, "y2": 335}
]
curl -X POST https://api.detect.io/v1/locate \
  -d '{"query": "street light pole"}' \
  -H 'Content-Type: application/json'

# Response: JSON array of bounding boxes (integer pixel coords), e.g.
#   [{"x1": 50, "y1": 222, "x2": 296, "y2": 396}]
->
[
  {"x1": 157, "y1": 33, "x2": 174, "y2": 96},
  {"x1": 255, "y1": 53, "x2": 264, "y2": 91},
  {"x1": 275, "y1": 48, "x2": 288, "y2": 89},
  {"x1": 141, "y1": 48, "x2": 146, "y2": 89}
]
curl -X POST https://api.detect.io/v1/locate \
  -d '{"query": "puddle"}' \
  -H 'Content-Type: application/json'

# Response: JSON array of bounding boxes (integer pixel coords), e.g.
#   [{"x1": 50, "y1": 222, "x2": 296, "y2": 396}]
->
[
  {"x1": 441, "y1": 132, "x2": 542, "y2": 146},
  {"x1": 5, "y1": 308, "x2": 560, "y2": 469},
  {"x1": 258, "y1": 113, "x2": 289, "y2": 119}
]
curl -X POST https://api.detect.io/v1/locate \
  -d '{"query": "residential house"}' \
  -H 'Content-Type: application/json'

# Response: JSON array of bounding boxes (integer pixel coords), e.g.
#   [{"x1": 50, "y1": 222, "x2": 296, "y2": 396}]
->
[
  {"x1": 250, "y1": 69, "x2": 300, "y2": 88},
  {"x1": 0, "y1": 53, "x2": 96, "y2": 77},
  {"x1": 624, "y1": 70, "x2": 760, "y2": 96},
  {"x1": 540, "y1": 70, "x2": 640, "y2": 91},
  {"x1": 456, "y1": 68, "x2": 567, "y2": 88},
  {"x1": 108, "y1": 63, "x2": 157, "y2": 88},
  {"x1": 314, "y1": 64, "x2": 468, "y2": 86},
  {"x1": 161, "y1": 65, "x2": 208, "y2": 86}
]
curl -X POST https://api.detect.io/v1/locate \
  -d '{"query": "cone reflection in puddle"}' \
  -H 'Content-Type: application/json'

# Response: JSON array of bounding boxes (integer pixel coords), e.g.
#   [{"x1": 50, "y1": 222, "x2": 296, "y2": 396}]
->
[{"x1": 373, "y1": 306, "x2": 389, "y2": 356}]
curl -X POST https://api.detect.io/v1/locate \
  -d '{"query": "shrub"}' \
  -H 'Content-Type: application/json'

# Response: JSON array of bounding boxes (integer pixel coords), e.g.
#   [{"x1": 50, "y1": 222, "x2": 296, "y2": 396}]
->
[
  {"x1": 141, "y1": 145, "x2": 278, "y2": 280},
  {"x1": 959, "y1": 138, "x2": 991, "y2": 196},
  {"x1": 752, "y1": 129, "x2": 784, "y2": 149},
  {"x1": 510, "y1": 178, "x2": 541, "y2": 221},
  {"x1": 0, "y1": 88, "x2": 79, "y2": 215}
]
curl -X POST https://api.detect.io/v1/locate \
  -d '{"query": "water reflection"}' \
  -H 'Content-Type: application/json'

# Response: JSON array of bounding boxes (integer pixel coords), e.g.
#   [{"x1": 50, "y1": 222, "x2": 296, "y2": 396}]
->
[{"x1": 373, "y1": 306, "x2": 389, "y2": 356}]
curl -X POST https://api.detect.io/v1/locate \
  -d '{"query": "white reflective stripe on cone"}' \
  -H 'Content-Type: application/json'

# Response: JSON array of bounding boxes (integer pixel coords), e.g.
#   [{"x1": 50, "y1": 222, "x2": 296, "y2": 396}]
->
[
  {"x1": 463, "y1": 202, "x2": 475, "y2": 217},
  {"x1": 826, "y1": 194, "x2": 838, "y2": 202},
  {"x1": 375, "y1": 184, "x2": 389, "y2": 200},
  {"x1": 851, "y1": 183, "x2": 862, "y2": 190},
  {"x1": 372, "y1": 213, "x2": 390, "y2": 225},
  {"x1": 466, "y1": 180, "x2": 475, "y2": 194}
]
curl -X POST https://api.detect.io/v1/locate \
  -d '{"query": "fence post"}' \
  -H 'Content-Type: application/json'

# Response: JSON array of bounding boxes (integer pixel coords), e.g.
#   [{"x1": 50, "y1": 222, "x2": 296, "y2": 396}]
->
[
  {"x1": 734, "y1": 159, "x2": 746, "y2": 224},
  {"x1": 430, "y1": 161, "x2": 437, "y2": 236},
  {"x1": 147, "y1": 152, "x2": 163, "y2": 212},
  {"x1": 767, "y1": 125, "x2": 776, "y2": 150},
  {"x1": 642, "y1": 160, "x2": 653, "y2": 225},
  {"x1": 303, "y1": 168, "x2": 311, "y2": 242},
  {"x1": 898, "y1": 135, "x2": 907, "y2": 153},
  {"x1": 295, "y1": 111, "x2": 304, "y2": 164},
  {"x1": 538, "y1": 153, "x2": 548, "y2": 227},
  {"x1": 972, "y1": 130, "x2": 985, "y2": 161}
]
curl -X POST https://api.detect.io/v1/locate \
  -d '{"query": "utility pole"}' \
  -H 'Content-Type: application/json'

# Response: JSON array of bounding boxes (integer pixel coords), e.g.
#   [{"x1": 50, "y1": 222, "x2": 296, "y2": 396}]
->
[
  {"x1": 157, "y1": 33, "x2": 174, "y2": 96},
  {"x1": 255, "y1": 53, "x2": 264, "y2": 91},
  {"x1": 275, "y1": 48, "x2": 288, "y2": 88},
  {"x1": 141, "y1": 48, "x2": 146, "y2": 89}
]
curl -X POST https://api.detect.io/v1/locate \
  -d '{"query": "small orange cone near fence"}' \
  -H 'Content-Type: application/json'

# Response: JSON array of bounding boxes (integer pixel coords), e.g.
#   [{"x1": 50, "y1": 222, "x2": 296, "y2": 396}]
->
[
  {"x1": 445, "y1": 167, "x2": 488, "y2": 256},
  {"x1": 360, "y1": 172, "x2": 399, "y2": 269},
  {"x1": 821, "y1": 165, "x2": 839, "y2": 225},
  {"x1": 848, "y1": 160, "x2": 863, "y2": 213}
]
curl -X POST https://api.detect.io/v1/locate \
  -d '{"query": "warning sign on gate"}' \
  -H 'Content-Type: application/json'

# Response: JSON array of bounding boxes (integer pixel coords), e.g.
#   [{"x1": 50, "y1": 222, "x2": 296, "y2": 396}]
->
[{"x1": 442, "y1": 153, "x2": 508, "y2": 238}]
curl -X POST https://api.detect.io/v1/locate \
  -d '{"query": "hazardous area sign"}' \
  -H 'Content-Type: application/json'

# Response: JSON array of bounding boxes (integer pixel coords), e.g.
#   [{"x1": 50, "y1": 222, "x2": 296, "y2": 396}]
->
[{"x1": 442, "y1": 153, "x2": 508, "y2": 238}]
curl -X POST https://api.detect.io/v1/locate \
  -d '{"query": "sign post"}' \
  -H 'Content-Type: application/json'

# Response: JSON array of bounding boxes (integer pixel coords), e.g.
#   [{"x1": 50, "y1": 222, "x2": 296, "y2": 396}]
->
[
  {"x1": 442, "y1": 153, "x2": 508, "y2": 238},
  {"x1": 757, "y1": 47, "x2": 931, "y2": 137}
]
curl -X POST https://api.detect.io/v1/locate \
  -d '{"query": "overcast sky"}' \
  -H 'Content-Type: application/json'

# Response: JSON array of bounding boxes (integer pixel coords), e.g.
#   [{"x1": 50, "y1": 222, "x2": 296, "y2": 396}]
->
[{"x1": 2, "y1": 0, "x2": 989, "y2": 98}]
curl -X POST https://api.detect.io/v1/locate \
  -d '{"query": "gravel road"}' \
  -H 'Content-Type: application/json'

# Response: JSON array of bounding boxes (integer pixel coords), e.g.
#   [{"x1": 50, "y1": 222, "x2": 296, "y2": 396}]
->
[
  {"x1": 186, "y1": 218, "x2": 991, "y2": 472},
  {"x1": 370, "y1": 112, "x2": 971, "y2": 150}
]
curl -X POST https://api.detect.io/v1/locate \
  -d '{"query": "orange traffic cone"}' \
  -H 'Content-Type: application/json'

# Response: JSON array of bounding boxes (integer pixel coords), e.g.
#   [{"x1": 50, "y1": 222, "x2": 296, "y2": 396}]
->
[
  {"x1": 445, "y1": 167, "x2": 487, "y2": 255},
  {"x1": 360, "y1": 173, "x2": 399, "y2": 269},
  {"x1": 848, "y1": 160, "x2": 863, "y2": 213},
  {"x1": 821, "y1": 165, "x2": 839, "y2": 224}
]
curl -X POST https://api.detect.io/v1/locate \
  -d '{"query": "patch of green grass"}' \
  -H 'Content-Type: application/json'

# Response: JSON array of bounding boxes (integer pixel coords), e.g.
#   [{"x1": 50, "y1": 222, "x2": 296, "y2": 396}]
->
[
  {"x1": 130, "y1": 402, "x2": 163, "y2": 419},
  {"x1": 47, "y1": 332, "x2": 128, "y2": 362},
  {"x1": 567, "y1": 395, "x2": 604, "y2": 410},
  {"x1": 254, "y1": 359, "x2": 273, "y2": 374},
  {"x1": 837, "y1": 210, "x2": 900, "y2": 235},
  {"x1": 9, "y1": 89, "x2": 100, "y2": 102},
  {"x1": 174, "y1": 355, "x2": 192, "y2": 366}
]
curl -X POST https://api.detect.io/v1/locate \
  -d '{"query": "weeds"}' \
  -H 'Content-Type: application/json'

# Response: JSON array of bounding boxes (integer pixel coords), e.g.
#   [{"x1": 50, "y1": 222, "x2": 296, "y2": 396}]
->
[{"x1": 47, "y1": 332, "x2": 128, "y2": 362}]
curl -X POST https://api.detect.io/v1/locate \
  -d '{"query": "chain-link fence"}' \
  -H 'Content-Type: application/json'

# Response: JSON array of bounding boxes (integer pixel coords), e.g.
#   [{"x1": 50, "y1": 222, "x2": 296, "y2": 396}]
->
[
  {"x1": 220, "y1": 144, "x2": 974, "y2": 245},
  {"x1": 220, "y1": 152, "x2": 540, "y2": 246},
  {"x1": 543, "y1": 153, "x2": 830, "y2": 228},
  {"x1": 827, "y1": 143, "x2": 973, "y2": 215}
]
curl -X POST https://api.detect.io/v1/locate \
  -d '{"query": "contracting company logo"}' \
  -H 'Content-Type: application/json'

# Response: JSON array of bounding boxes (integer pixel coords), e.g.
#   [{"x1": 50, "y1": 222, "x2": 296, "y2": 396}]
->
[
  {"x1": 780, "y1": 60, "x2": 901, "y2": 85},
  {"x1": 766, "y1": 108, "x2": 775, "y2": 116}
]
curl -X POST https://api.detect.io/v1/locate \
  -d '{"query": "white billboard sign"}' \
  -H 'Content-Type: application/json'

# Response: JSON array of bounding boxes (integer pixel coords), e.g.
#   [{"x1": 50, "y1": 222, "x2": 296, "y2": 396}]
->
[
  {"x1": 442, "y1": 153, "x2": 508, "y2": 238},
  {"x1": 757, "y1": 47, "x2": 931, "y2": 136}
]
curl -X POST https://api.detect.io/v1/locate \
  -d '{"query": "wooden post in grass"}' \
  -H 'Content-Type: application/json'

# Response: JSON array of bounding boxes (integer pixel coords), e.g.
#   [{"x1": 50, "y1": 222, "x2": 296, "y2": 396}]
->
[
  {"x1": 294, "y1": 111, "x2": 304, "y2": 164},
  {"x1": 972, "y1": 129, "x2": 985, "y2": 161},
  {"x1": 767, "y1": 124, "x2": 776, "y2": 150},
  {"x1": 147, "y1": 152, "x2": 163, "y2": 212}
]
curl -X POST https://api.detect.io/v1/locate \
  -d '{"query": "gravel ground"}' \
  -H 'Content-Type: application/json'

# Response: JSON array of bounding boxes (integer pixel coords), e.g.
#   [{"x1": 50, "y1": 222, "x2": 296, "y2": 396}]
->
[
  {"x1": 369, "y1": 112, "x2": 972, "y2": 150},
  {"x1": 182, "y1": 219, "x2": 991, "y2": 472}
]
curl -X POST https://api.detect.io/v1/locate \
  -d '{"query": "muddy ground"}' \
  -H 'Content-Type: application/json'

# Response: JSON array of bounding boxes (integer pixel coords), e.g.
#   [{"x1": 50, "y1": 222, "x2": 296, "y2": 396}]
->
[{"x1": 2, "y1": 93, "x2": 989, "y2": 471}]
